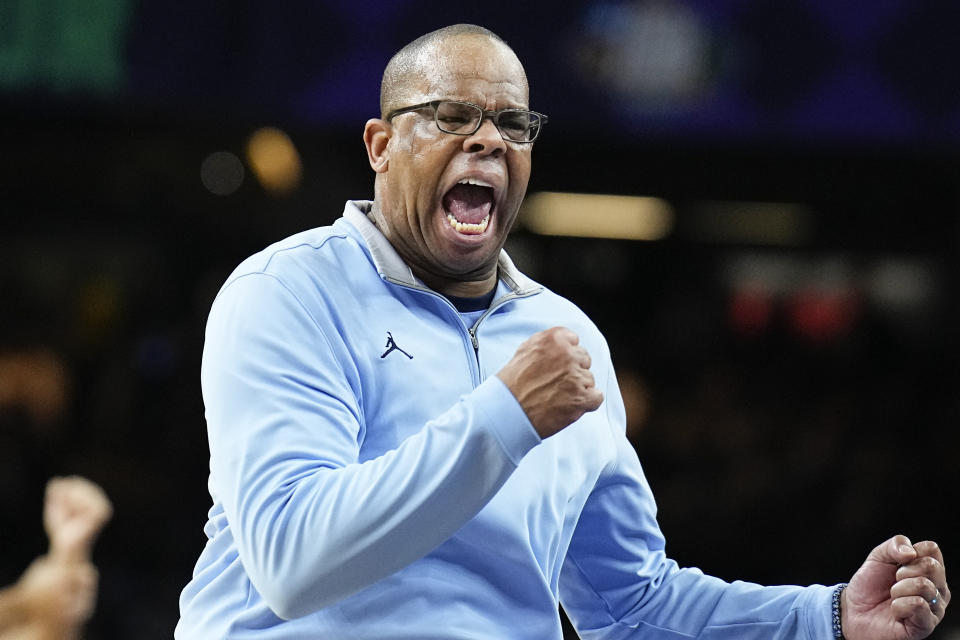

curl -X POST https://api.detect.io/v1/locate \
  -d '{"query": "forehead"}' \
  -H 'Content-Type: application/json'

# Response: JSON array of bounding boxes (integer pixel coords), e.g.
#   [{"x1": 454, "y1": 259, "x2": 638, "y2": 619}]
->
[{"x1": 410, "y1": 35, "x2": 529, "y2": 105}]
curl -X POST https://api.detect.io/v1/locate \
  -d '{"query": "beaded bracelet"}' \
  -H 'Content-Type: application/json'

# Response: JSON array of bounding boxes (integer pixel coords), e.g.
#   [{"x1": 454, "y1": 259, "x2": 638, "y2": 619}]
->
[{"x1": 833, "y1": 583, "x2": 848, "y2": 639}]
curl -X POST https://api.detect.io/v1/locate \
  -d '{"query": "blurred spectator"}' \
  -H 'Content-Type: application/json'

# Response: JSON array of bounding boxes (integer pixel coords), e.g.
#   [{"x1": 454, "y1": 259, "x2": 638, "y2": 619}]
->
[
  {"x1": 0, "y1": 476, "x2": 112, "y2": 640},
  {"x1": 0, "y1": 347, "x2": 75, "y2": 586},
  {"x1": 0, "y1": 349, "x2": 71, "y2": 431}
]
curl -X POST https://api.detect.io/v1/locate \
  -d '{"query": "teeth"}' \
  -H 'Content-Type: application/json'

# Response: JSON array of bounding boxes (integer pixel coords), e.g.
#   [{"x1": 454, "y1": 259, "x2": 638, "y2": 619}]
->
[
  {"x1": 457, "y1": 177, "x2": 494, "y2": 188},
  {"x1": 447, "y1": 214, "x2": 489, "y2": 234}
]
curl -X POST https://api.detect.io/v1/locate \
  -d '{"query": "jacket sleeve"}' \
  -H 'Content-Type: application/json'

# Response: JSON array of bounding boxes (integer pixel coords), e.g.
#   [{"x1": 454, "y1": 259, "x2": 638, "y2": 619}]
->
[
  {"x1": 201, "y1": 272, "x2": 540, "y2": 620},
  {"x1": 559, "y1": 358, "x2": 836, "y2": 639}
]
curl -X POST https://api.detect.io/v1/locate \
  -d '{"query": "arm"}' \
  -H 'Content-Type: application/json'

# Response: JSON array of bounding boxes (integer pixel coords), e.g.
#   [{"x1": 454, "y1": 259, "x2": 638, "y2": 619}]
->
[
  {"x1": 203, "y1": 274, "x2": 541, "y2": 619},
  {"x1": 0, "y1": 557, "x2": 98, "y2": 640},
  {"x1": 0, "y1": 582, "x2": 30, "y2": 633},
  {"x1": 560, "y1": 361, "x2": 951, "y2": 640},
  {"x1": 559, "y1": 360, "x2": 834, "y2": 639}
]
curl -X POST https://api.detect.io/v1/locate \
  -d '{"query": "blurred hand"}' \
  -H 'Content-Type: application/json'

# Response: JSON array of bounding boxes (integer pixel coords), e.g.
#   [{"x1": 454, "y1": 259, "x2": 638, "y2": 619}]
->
[
  {"x1": 843, "y1": 535, "x2": 950, "y2": 640},
  {"x1": 496, "y1": 327, "x2": 604, "y2": 439},
  {"x1": 43, "y1": 477, "x2": 113, "y2": 564}
]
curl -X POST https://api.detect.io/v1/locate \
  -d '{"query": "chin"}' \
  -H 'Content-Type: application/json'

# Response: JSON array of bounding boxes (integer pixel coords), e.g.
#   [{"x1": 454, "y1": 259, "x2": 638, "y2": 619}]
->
[{"x1": 437, "y1": 245, "x2": 499, "y2": 277}]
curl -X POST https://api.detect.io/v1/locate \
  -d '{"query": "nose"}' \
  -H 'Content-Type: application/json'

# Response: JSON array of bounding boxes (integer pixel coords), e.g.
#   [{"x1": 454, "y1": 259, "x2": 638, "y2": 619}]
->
[{"x1": 463, "y1": 116, "x2": 507, "y2": 156}]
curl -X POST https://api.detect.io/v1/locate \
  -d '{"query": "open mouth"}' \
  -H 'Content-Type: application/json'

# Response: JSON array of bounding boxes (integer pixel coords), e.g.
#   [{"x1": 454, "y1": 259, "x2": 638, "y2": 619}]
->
[{"x1": 442, "y1": 178, "x2": 495, "y2": 235}]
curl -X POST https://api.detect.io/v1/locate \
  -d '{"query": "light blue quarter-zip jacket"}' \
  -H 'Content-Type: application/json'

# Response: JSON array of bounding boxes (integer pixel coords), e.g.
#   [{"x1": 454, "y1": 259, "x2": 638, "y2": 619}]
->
[{"x1": 176, "y1": 200, "x2": 837, "y2": 639}]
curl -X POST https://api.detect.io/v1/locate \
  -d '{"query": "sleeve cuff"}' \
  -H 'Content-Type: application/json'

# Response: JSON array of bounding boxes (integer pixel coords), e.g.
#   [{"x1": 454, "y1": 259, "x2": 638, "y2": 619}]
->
[
  {"x1": 469, "y1": 375, "x2": 541, "y2": 466},
  {"x1": 799, "y1": 583, "x2": 842, "y2": 639}
]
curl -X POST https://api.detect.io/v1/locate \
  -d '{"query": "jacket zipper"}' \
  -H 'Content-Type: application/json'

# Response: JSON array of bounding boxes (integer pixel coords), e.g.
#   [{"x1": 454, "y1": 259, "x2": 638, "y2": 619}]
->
[
  {"x1": 388, "y1": 279, "x2": 539, "y2": 386},
  {"x1": 442, "y1": 292, "x2": 526, "y2": 386},
  {"x1": 462, "y1": 295, "x2": 524, "y2": 383}
]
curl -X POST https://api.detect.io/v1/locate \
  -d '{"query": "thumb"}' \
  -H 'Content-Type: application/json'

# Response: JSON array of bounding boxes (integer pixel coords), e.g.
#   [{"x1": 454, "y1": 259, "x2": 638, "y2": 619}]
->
[{"x1": 869, "y1": 534, "x2": 917, "y2": 565}]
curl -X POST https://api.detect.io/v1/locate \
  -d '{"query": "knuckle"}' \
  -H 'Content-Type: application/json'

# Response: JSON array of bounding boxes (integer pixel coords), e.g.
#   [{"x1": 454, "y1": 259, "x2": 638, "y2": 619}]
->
[
  {"x1": 545, "y1": 326, "x2": 564, "y2": 339},
  {"x1": 915, "y1": 540, "x2": 940, "y2": 558},
  {"x1": 532, "y1": 332, "x2": 551, "y2": 349}
]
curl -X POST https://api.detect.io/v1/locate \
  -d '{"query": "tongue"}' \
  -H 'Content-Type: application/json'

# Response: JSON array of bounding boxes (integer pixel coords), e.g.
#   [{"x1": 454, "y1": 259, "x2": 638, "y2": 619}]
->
[{"x1": 443, "y1": 184, "x2": 493, "y2": 224}]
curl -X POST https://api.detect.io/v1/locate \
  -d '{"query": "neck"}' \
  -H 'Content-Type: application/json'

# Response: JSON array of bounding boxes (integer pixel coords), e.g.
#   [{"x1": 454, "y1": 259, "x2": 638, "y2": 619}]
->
[{"x1": 418, "y1": 270, "x2": 497, "y2": 298}]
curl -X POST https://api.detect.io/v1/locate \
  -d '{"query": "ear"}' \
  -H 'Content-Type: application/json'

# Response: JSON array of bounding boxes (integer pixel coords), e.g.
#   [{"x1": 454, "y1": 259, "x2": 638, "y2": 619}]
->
[{"x1": 363, "y1": 118, "x2": 391, "y2": 173}]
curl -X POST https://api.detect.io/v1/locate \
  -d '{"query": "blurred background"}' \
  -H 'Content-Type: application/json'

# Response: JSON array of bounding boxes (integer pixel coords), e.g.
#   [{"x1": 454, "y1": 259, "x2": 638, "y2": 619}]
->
[{"x1": 0, "y1": 0, "x2": 956, "y2": 637}]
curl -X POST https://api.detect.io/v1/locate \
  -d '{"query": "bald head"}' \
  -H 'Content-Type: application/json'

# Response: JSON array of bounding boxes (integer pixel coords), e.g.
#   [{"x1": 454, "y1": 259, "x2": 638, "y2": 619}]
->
[{"x1": 379, "y1": 24, "x2": 528, "y2": 118}]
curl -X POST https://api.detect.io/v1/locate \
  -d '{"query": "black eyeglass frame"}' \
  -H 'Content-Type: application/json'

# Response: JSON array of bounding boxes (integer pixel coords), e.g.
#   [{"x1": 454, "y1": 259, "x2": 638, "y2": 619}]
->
[{"x1": 384, "y1": 99, "x2": 548, "y2": 143}]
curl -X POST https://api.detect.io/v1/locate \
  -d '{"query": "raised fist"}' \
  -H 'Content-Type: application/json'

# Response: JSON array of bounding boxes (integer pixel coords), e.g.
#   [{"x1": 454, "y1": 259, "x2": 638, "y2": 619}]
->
[
  {"x1": 43, "y1": 476, "x2": 113, "y2": 564},
  {"x1": 496, "y1": 327, "x2": 604, "y2": 438}
]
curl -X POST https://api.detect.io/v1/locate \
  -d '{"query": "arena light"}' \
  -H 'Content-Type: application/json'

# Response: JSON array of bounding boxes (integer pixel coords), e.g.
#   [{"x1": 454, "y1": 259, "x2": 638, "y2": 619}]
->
[
  {"x1": 200, "y1": 151, "x2": 244, "y2": 196},
  {"x1": 246, "y1": 127, "x2": 303, "y2": 195},
  {"x1": 688, "y1": 201, "x2": 814, "y2": 245},
  {"x1": 520, "y1": 192, "x2": 674, "y2": 241}
]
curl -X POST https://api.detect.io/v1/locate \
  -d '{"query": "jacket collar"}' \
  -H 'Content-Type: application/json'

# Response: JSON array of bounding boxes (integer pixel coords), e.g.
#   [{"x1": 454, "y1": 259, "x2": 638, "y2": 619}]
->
[{"x1": 343, "y1": 200, "x2": 542, "y2": 297}]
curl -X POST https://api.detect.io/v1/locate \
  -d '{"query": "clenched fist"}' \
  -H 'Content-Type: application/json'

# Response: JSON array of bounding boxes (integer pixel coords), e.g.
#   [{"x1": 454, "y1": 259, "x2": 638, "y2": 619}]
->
[
  {"x1": 44, "y1": 476, "x2": 113, "y2": 565},
  {"x1": 842, "y1": 536, "x2": 950, "y2": 640},
  {"x1": 496, "y1": 327, "x2": 604, "y2": 438}
]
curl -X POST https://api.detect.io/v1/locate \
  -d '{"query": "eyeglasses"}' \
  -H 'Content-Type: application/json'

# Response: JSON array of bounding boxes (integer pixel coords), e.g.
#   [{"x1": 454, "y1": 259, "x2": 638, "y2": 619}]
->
[{"x1": 385, "y1": 100, "x2": 548, "y2": 143}]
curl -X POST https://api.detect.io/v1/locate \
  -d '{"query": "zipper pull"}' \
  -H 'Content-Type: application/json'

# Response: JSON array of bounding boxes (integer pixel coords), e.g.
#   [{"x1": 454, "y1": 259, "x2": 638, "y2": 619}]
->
[{"x1": 468, "y1": 328, "x2": 479, "y2": 351}]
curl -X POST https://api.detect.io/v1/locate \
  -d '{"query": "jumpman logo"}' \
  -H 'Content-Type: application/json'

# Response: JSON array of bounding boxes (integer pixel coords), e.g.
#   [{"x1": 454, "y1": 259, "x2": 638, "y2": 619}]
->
[{"x1": 380, "y1": 332, "x2": 413, "y2": 359}]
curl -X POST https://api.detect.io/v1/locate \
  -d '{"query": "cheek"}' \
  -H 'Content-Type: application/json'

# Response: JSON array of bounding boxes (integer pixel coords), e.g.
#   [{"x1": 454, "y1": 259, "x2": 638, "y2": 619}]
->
[
  {"x1": 509, "y1": 155, "x2": 532, "y2": 196},
  {"x1": 413, "y1": 144, "x2": 456, "y2": 199}
]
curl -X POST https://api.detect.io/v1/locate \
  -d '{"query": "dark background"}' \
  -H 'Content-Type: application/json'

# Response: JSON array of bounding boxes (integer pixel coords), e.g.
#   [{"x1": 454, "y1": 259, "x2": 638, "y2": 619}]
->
[{"x1": 1, "y1": 0, "x2": 957, "y2": 637}]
